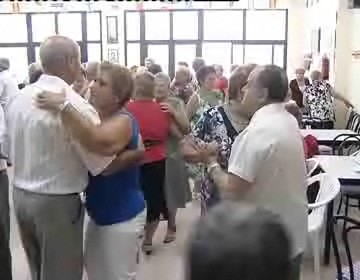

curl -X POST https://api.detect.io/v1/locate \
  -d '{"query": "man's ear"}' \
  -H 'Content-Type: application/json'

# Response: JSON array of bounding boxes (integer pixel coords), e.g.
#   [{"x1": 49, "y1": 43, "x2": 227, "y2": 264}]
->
[{"x1": 257, "y1": 88, "x2": 268, "y2": 104}]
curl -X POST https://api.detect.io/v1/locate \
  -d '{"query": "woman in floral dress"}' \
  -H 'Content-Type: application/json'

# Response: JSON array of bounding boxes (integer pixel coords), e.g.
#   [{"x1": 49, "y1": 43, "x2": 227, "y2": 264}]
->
[{"x1": 189, "y1": 64, "x2": 256, "y2": 213}]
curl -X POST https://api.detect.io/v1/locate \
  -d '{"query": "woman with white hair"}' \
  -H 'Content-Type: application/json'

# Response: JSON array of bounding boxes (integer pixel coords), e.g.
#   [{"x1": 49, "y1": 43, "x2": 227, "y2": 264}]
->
[{"x1": 154, "y1": 72, "x2": 191, "y2": 243}]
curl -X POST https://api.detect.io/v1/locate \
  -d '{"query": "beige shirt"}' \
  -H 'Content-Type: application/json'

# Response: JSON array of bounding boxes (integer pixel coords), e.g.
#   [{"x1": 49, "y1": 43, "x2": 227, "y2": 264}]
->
[
  {"x1": 228, "y1": 103, "x2": 307, "y2": 257},
  {"x1": 7, "y1": 74, "x2": 114, "y2": 194}
]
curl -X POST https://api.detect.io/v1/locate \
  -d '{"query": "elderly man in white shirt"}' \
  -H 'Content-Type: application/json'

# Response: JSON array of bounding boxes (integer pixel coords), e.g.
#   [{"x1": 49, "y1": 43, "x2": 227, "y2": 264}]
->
[
  {"x1": 7, "y1": 36, "x2": 116, "y2": 280},
  {"x1": 187, "y1": 65, "x2": 307, "y2": 280}
]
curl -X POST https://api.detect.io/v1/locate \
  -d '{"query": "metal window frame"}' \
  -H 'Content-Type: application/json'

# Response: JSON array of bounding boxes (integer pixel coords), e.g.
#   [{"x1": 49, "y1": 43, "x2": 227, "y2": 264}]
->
[
  {"x1": 124, "y1": 8, "x2": 288, "y2": 78},
  {"x1": 0, "y1": 11, "x2": 103, "y2": 64}
]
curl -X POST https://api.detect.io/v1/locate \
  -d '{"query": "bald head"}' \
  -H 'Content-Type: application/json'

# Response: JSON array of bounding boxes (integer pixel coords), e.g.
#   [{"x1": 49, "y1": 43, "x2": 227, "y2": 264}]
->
[{"x1": 39, "y1": 35, "x2": 80, "y2": 84}]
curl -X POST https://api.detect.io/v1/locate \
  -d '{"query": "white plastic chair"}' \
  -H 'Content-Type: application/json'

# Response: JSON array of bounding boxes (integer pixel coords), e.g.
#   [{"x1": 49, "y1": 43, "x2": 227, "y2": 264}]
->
[
  {"x1": 307, "y1": 173, "x2": 341, "y2": 280},
  {"x1": 306, "y1": 158, "x2": 320, "y2": 177}
]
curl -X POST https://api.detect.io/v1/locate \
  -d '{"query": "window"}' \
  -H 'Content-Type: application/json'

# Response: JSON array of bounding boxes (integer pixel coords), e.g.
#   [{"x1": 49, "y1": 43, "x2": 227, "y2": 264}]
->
[
  {"x1": 253, "y1": 0, "x2": 271, "y2": 8},
  {"x1": 0, "y1": 47, "x2": 28, "y2": 83},
  {"x1": 145, "y1": 12, "x2": 170, "y2": 40},
  {"x1": 126, "y1": 12, "x2": 140, "y2": 41},
  {"x1": 35, "y1": 47, "x2": 41, "y2": 62},
  {"x1": 0, "y1": 14, "x2": 27, "y2": 43},
  {"x1": 174, "y1": 44, "x2": 197, "y2": 70},
  {"x1": 126, "y1": 43, "x2": 140, "y2": 67},
  {"x1": 204, "y1": 11, "x2": 243, "y2": 40},
  {"x1": 32, "y1": 14, "x2": 56, "y2": 43},
  {"x1": 87, "y1": 12, "x2": 101, "y2": 41},
  {"x1": 244, "y1": 45, "x2": 272, "y2": 65},
  {"x1": 203, "y1": 43, "x2": 231, "y2": 76},
  {"x1": 58, "y1": 13, "x2": 82, "y2": 41},
  {"x1": 173, "y1": 11, "x2": 198, "y2": 40},
  {"x1": 147, "y1": 45, "x2": 169, "y2": 74},
  {"x1": 246, "y1": 10, "x2": 286, "y2": 41},
  {"x1": 232, "y1": 45, "x2": 244, "y2": 65},
  {"x1": 273, "y1": 45, "x2": 285, "y2": 67},
  {"x1": 87, "y1": 43, "x2": 102, "y2": 62}
]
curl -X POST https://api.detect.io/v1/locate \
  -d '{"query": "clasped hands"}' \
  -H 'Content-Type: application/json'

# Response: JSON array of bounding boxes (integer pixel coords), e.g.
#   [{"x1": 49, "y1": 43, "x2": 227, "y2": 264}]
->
[{"x1": 180, "y1": 135, "x2": 219, "y2": 165}]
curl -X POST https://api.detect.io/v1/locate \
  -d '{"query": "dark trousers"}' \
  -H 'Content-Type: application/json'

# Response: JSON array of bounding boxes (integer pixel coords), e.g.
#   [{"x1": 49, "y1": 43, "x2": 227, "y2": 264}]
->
[{"x1": 0, "y1": 170, "x2": 12, "y2": 280}]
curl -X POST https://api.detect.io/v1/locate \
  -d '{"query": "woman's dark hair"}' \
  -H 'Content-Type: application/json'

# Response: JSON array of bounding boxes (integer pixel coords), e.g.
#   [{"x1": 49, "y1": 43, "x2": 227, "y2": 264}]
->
[
  {"x1": 187, "y1": 202, "x2": 292, "y2": 280},
  {"x1": 196, "y1": 66, "x2": 216, "y2": 87},
  {"x1": 228, "y1": 64, "x2": 257, "y2": 100},
  {"x1": 147, "y1": 63, "x2": 163, "y2": 75},
  {"x1": 100, "y1": 62, "x2": 134, "y2": 106}
]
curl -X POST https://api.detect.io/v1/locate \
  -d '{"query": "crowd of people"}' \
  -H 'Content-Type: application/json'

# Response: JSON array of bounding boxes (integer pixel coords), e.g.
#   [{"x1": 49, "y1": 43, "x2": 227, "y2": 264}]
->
[{"x1": 0, "y1": 34, "x2": 353, "y2": 280}]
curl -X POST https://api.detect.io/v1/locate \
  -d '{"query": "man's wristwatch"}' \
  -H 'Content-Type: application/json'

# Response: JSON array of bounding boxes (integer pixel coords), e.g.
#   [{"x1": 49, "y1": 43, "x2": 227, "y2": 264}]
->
[{"x1": 58, "y1": 99, "x2": 70, "y2": 112}]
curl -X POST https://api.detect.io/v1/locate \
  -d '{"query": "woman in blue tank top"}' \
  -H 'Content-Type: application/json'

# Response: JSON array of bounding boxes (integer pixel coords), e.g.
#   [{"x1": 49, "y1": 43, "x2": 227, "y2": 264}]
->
[
  {"x1": 84, "y1": 63, "x2": 145, "y2": 280},
  {"x1": 36, "y1": 62, "x2": 146, "y2": 280}
]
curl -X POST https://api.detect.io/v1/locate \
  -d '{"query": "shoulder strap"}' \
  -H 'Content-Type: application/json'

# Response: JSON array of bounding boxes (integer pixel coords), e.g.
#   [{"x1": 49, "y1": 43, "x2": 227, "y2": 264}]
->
[{"x1": 217, "y1": 106, "x2": 238, "y2": 141}]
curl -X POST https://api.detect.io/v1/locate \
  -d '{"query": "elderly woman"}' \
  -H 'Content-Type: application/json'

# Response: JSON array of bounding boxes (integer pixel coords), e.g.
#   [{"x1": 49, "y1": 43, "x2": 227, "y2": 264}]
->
[
  {"x1": 154, "y1": 72, "x2": 191, "y2": 243},
  {"x1": 289, "y1": 68, "x2": 310, "y2": 108},
  {"x1": 36, "y1": 62, "x2": 146, "y2": 280},
  {"x1": 170, "y1": 66, "x2": 194, "y2": 104},
  {"x1": 72, "y1": 66, "x2": 90, "y2": 99},
  {"x1": 127, "y1": 71, "x2": 179, "y2": 254},
  {"x1": 183, "y1": 64, "x2": 256, "y2": 213}
]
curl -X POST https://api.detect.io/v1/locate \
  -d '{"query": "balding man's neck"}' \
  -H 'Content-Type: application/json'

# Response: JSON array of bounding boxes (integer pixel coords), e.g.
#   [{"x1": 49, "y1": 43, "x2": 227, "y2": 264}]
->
[{"x1": 43, "y1": 69, "x2": 73, "y2": 85}]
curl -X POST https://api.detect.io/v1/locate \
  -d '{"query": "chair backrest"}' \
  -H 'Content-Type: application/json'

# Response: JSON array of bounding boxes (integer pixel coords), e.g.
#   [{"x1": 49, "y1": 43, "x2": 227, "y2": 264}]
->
[
  {"x1": 307, "y1": 173, "x2": 341, "y2": 210},
  {"x1": 346, "y1": 109, "x2": 360, "y2": 133},
  {"x1": 336, "y1": 135, "x2": 360, "y2": 156},
  {"x1": 306, "y1": 158, "x2": 320, "y2": 177}
]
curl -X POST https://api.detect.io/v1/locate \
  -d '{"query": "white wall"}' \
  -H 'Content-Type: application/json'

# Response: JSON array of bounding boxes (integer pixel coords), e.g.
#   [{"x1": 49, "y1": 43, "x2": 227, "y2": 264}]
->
[
  {"x1": 275, "y1": 0, "x2": 306, "y2": 78},
  {"x1": 334, "y1": 2, "x2": 360, "y2": 109}
]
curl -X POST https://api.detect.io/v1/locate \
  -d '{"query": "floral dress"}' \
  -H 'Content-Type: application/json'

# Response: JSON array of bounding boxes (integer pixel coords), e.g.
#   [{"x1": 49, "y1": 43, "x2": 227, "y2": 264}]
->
[{"x1": 191, "y1": 106, "x2": 249, "y2": 212}]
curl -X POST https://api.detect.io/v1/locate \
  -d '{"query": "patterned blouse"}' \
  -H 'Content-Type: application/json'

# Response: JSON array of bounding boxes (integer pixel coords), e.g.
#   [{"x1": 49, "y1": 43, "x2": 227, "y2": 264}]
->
[
  {"x1": 303, "y1": 80, "x2": 335, "y2": 121},
  {"x1": 192, "y1": 106, "x2": 248, "y2": 210}
]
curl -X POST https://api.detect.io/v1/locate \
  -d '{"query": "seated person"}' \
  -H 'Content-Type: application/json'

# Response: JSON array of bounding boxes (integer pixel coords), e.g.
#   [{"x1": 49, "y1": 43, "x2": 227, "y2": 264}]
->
[{"x1": 285, "y1": 101, "x2": 320, "y2": 159}]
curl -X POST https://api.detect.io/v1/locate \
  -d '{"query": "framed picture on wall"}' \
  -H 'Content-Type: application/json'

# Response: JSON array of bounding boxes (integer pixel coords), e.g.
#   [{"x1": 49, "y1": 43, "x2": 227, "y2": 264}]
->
[
  {"x1": 108, "y1": 48, "x2": 119, "y2": 63},
  {"x1": 106, "y1": 16, "x2": 118, "y2": 44}
]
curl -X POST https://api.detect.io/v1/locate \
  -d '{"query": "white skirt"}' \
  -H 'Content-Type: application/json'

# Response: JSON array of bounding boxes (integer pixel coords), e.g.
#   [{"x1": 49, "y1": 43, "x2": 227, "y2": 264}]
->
[{"x1": 84, "y1": 211, "x2": 146, "y2": 280}]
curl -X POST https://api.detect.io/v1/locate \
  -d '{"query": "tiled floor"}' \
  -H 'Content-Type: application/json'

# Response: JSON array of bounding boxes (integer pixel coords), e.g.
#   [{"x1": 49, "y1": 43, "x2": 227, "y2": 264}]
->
[{"x1": 9, "y1": 186, "x2": 360, "y2": 280}]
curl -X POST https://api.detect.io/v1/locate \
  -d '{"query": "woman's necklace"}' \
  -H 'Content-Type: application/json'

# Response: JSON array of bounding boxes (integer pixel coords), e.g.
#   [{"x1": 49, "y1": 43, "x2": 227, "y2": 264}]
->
[{"x1": 223, "y1": 103, "x2": 249, "y2": 131}]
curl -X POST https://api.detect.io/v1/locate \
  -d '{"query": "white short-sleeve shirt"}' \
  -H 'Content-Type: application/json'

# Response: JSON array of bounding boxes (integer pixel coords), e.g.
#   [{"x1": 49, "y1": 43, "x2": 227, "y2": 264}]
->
[
  {"x1": 7, "y1": 74, "x2": 114, "y2": 194},
  {"x1": 228, "y1": 103, "x2": 307, "y2": 257}
]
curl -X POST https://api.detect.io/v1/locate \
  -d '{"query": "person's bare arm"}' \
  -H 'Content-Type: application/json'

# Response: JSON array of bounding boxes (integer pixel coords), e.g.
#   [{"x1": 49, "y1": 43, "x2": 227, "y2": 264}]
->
[
  {"x1": 60, "y1": 105, "x2": 132, "y2": 156},
  {"x1": 332, "y1": 90, "x2": 353, "y2": 108},
  {"x1": 36, "y1": 90, "x2": 131, "y2": 156},
  {"x1": 185, "y1": 93, "x2": 200, "y2": 120},
  {"x1": 161, "y1": 101, "x2": 190, "y2": 134},
  {"x1": 102, "y1": 135, "x2": 145, "y2": 175},
  {"x1": 208, "y1": 162, "x2": 252, "y2": 200}
]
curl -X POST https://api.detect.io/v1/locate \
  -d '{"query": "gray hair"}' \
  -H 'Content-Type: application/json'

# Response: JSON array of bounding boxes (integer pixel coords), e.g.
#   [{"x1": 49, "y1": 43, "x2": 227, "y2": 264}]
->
[
  {"x1": 39, "y1": 35, "x2": 79, "y2": 72},
  {"x1": 310, "y1": 70, "x2": 322, "y2": 81},
  {"x1": 154, "y1": 72, "x2": 171, "y2": 85}
]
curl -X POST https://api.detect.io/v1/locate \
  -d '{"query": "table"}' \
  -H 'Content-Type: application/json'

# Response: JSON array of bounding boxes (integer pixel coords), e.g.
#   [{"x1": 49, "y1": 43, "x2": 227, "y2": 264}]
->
[
  {"x1": 301, "y1": 129, "x2": 356, "y2": 146},
  {"x1": 315, "y1": 155, "x2": 360, "y2": 265}
]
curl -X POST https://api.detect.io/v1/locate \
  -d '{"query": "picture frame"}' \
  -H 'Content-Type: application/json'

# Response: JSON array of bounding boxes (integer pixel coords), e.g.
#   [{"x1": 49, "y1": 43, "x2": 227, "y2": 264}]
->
[
  {"x1": 106, "y1": 16, "x2": 119, "y2": 44},
  {"x1": 108, "y1": 48, "x2": 119, "y2": 63}
]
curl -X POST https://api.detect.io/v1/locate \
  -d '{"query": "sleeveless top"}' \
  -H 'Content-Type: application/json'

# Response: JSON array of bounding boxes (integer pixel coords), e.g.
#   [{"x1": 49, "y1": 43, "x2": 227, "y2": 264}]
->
[{"x1": 85, "y1": 112, "x2": 145, "y2": 226}]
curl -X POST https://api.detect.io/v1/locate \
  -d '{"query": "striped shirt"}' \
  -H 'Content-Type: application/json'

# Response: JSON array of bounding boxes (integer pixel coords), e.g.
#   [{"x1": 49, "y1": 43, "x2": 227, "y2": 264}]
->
[{"x1": 7, "y1": 74, "x2": 114, "y2": 194}]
